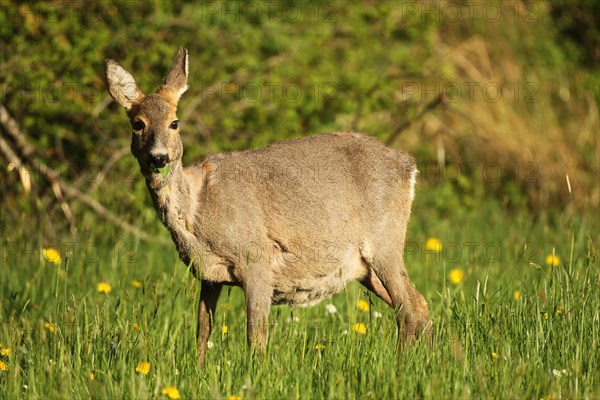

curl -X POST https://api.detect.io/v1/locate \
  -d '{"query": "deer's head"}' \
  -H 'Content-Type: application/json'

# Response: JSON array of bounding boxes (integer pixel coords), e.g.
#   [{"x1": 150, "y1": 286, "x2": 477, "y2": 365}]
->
[{"x1": 105, "y1": 48, "x2": 188, "y2": 180}]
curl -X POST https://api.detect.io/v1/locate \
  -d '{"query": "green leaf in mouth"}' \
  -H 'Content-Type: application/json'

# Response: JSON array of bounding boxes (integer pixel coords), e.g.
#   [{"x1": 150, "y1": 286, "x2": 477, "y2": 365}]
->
[{"x1": 158, "y1": 164, "x2": 170, "y2": 178}]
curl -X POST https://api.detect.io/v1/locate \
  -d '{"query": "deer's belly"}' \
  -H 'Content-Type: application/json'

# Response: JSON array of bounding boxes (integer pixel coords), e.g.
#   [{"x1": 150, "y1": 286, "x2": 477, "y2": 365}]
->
[
  {"x1": 271, "y1": 244, "x2": 367, "y2": 307},
  {"x1": 271, "y1": 277, "x2": 348, "y2": 306}
]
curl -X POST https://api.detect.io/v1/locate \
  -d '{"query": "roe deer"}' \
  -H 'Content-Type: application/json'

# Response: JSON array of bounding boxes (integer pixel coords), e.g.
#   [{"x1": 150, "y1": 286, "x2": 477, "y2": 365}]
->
[{"x1": 105, "y1": 47, "x2": 431, "y2": 364}]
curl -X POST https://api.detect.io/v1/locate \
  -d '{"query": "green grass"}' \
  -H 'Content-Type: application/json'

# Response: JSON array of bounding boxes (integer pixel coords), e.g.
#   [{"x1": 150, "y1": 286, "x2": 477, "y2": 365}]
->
[{"x1": 0, "y1": 196, "x2": 598, "y2": 399}]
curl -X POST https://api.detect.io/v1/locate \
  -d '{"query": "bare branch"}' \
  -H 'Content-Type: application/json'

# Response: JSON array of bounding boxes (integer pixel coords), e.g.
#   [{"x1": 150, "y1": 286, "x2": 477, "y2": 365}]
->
[
  {"x1": 386, "y1": 94, "x2": 444, "y2": 146},
  {"x1": 0, "y1": 104, "x2": 36, "y2": 158}
]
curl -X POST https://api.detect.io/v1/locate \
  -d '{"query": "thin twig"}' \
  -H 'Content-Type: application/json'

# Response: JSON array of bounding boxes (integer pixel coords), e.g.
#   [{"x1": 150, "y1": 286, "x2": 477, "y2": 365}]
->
[
  {"x1": 50, "y1": 178, "x2": 78, "y2": 237},
  {"x1": 0, "y1": 132, "x2": 22, "y2": 168},
  {"x1": 58, "y1": 179, "x2": 167, "y2": 243},
  {"x1": 0, "y1": 104, "x2": 36, "y2": 158},
  {"x1": 386, "y1": 94, "x2": 444, "y2": 146},
  {"x1": 71, "y1": 145, "x2": 130, "y2": 194}
]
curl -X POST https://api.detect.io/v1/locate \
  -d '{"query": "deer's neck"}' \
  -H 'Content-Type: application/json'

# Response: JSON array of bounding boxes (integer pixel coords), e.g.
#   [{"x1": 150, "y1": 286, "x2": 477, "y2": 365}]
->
[{"x1": 145, "y1": 160, "x2": 197, "y2": 236}]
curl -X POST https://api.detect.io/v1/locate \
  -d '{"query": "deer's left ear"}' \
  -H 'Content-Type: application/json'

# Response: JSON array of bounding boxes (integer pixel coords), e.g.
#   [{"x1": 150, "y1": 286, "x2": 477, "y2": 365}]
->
[
  {"x1": 159, "y1": 47, "x2": 188, "y2": 105},
  {"x1": 105, "y1": 59, "x2": 144, "y2": 111}
]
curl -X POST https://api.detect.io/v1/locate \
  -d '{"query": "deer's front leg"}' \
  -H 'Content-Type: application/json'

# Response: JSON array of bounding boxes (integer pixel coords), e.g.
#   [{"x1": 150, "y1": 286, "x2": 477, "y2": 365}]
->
[
  {"x1": 244, "y1": 272, "x2": 272, "y2": 356},
  {"x1": 197, "y1": 281, "x2": 222, "y2": 366}
]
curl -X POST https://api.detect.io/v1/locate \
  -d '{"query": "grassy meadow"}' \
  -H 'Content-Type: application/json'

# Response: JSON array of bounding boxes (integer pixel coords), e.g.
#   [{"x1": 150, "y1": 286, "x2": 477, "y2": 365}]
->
[{"x1": 0, "y1": 189, "x2": 598, "y2": 399}]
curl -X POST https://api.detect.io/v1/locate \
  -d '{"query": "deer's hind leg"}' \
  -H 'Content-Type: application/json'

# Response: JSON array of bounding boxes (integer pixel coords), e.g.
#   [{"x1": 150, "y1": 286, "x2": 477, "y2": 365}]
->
[
  {"x1": 360, "y1": 246, "x2": 431, "y2": 350},
  {"x1": 359, "y1": 269, "x2": 393, "y2": 307}
]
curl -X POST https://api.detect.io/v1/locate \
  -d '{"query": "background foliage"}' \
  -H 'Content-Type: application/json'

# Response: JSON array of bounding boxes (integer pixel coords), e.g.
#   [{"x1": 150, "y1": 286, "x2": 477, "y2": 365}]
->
[{"x1": 1, "y1": 0, "x2": 598, "y2": 237}]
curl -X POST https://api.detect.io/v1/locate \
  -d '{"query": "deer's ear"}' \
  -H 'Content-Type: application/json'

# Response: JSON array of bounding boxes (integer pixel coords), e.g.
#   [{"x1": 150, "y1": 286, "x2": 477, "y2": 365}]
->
[
  {"x1": 159, "y1": 47, "x2": 188, "y2": 104},
  {"x1": 105, "y1": 59, "x2": 144, "y2": 111}
]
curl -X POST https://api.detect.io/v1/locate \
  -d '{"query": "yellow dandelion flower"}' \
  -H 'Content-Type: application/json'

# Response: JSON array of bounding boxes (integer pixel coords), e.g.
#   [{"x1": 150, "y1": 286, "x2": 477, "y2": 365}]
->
[
  {"x1": 492, "y1": 352, "x2": 498, "y2": 359},
  {"x1": 314, "y1": 344, "x2": 325, "y2": 350},
  {"x1": 131, "y1": 280, "x2": 143, "y2": 289},
  {"x1": 514, "y1": 290, "x2": 520, "y2": 301},
  {"x1": 161, "y1": 386, "x2": 181, "y2": 399},
  {"x1": 545, "y1": 254, "x2": 560, "y2": 267},
  {"x1": 228, "y1": 396, "x2": 242, "y2": 400},
  {"x1": 135, "y1": 361, "x2": 151, "y2": 375},
  {"x1": 556, "y1": 308, "x2": 563, "y2": 315},
  {"x1": 97, "y1": 282, "x2": 112, "y2": 294},
  {"x1": 88, "y1": 372, "x2": 95, "y2": 381},
  {"x1": 0, "y1": 360, "x2": 8, "y2": 372},
  {"x1": 357, "y1": 299, "x2": 370, "y2": 312},
  {"x1": 544, "y1": 312, "x2": 549, "y2": 320},
  {"x1": 44, "y1": 322, "x2": 56, "y2": 333},
  {"x1": 133, "y1": 322, "x2": 141, "y2": 331},
  {"x1": 352, "y1": 323, "x2": 367, "y2": 334},
  {"x1": 221, "y1": 325, "x2": 229, "y2": 334},
  {"x1": 449, "y1": 268, "x2": 464, "y2": 285},
  {"x1": 425, "y1": 237, "x2": 442, "y2": 252},
  {"x1": 0, "y1": 347, "x2": 10, "y2": 357},
  {"x1": 42, "y1": 247, "x2": 61, "y2": 264}
]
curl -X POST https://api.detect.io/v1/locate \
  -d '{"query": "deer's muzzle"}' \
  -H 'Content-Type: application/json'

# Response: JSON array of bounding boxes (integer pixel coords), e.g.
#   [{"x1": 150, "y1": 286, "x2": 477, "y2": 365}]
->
[{"x1": 149, "y1": 152, "x2": 170, "y2": 169}]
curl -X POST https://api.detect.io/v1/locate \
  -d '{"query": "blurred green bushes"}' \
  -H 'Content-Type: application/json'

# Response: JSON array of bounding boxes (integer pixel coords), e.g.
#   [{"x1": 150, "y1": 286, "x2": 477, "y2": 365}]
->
[{"x1": 0, "y1": 1, "x2": 598, "y2": 238}]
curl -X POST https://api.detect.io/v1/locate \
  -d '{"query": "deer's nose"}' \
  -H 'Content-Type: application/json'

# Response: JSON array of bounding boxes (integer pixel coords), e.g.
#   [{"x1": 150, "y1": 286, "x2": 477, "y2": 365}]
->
[{"x1": 149, "y1": 152, "x2": 170, "y2": 168}]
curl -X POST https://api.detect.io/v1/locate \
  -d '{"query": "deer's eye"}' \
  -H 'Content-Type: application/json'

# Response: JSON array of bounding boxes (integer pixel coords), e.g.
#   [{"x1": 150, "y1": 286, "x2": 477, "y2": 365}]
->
[
  {"x1": 132, "y1": 120, "x2": 145, "y2": 131},
  {"x1": 169, "y1": 120, "x2": 179, "y2": 130}
]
